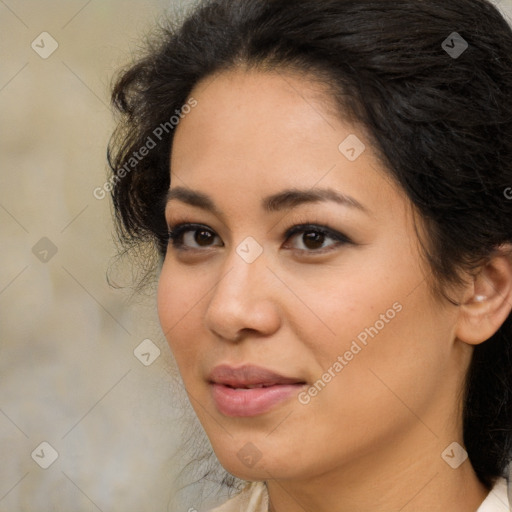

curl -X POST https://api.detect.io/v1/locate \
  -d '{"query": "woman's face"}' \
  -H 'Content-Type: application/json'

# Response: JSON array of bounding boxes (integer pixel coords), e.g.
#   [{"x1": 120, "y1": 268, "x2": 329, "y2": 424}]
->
[{"x1": 157, "y1": 69, "x2": 471, "y2": 482}]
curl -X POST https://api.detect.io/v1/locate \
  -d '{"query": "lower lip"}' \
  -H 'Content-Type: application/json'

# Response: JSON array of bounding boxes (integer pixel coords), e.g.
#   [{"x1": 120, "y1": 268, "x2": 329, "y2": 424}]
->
[{"x1": 210, "y1": 383, "x2": 304, "y2": 417}]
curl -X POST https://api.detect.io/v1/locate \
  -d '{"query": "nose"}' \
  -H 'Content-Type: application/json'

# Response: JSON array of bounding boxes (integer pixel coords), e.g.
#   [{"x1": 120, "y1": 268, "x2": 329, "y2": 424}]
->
[{"x1": 203, "y1": 245, "x2": 282, "y2": 342}]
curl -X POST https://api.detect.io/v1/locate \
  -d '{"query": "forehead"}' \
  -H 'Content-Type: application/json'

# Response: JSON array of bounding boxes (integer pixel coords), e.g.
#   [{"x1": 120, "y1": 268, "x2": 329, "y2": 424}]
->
[
  {"x1": 172, "y1": 68, "x2": 339, "y2": 151},
  {"x1": 169, "y1": 68, "x2": 405, "y2": 218},
  {"x1": 174, "y1": 70, "x2": 349, "y2": 169}
]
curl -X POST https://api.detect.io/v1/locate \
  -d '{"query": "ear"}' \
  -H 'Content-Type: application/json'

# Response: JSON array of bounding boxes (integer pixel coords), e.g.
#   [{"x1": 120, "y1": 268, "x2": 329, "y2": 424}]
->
[{"x1": 456, "y1": 244, "x2": 512, "y2": 345}]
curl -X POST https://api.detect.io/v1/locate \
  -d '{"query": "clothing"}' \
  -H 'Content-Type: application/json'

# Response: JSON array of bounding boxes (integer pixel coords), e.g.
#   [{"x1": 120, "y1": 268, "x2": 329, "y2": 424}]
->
[
  {"x1": 209, "y1": 482, "x2": 268, "y2": 512},
  {"x1": 209, "y1": 476, "x2": 511, "y2": 512}
]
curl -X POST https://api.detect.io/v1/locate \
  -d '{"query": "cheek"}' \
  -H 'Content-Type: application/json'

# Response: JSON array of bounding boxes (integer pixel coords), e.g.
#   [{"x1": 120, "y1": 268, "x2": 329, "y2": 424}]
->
[
  {"x1": 294, "y1": 244, "x2": 452, "y2": 414},
  {"x1": 283, "y1": 256, "x2": 406, "y2": 369},
  {"x1": 157, "y1": 262, "x2": 204, "y2": 370},
  {"x1": 301, "y1": 280, "x2": 453, "y2": 432}
]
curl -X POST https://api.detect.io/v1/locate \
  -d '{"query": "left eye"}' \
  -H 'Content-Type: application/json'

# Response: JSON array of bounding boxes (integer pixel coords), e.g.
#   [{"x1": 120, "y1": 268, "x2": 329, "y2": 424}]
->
[{"x1": 283, "y1": 224, "x2": 351, "y2": 253}]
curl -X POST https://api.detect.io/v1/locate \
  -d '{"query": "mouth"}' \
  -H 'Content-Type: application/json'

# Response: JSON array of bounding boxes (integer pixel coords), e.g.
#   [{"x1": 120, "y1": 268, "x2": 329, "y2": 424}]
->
[
  {"x1": 208, "y1": 364, "x2": 306, "y2": 417},
  {"x1": 222, "y1": 383, "x2": 287, "y2": 389}
]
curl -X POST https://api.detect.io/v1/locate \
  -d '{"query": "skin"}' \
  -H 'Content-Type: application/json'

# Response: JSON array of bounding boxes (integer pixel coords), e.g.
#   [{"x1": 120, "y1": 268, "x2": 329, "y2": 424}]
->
[{"x1": 157, "y1": 68, "x2": 512, "y2": 511}]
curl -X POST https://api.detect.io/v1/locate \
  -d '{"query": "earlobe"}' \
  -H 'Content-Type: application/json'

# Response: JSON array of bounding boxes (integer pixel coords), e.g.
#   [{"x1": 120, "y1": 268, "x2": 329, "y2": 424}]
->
[{"x1": 455, "y1": 244, "x2": 512, "y2": 346}]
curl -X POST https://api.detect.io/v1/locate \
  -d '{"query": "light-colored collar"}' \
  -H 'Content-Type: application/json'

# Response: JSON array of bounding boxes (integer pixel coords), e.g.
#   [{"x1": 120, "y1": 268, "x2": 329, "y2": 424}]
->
[
  {"x1": 210, "y1": 476, "x2": 511, "y2": 512},
  {"x1": 476, "y1": 477, "x2": 510, "y2": 512},
  {"x1": 209, "y1": 481, "x2": 267, "y2": 512}
]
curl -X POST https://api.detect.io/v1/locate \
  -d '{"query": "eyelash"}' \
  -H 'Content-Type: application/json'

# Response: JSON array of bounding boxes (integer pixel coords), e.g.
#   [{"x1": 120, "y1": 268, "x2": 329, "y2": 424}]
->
[{"x1": 166, "y1": 220, "x2": 353, "y2": 255}]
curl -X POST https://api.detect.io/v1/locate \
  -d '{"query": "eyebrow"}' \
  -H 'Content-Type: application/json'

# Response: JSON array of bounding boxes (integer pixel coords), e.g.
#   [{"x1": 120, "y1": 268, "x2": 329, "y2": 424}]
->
[{"x1": 165, "y1": 186, "x2": 369, "y2": 215}]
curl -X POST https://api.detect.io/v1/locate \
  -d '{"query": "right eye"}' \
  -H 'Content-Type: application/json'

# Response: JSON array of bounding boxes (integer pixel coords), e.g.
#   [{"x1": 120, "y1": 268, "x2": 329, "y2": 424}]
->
[{"x1": 167, "y1": 223, "x2": 223, "y2": 250}]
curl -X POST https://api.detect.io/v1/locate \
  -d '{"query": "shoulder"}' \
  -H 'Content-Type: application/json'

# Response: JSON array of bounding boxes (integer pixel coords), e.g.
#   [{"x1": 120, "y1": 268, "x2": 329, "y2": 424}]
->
[{"x1": 208, "y1": 481, "x2": 268, "y2": 512}]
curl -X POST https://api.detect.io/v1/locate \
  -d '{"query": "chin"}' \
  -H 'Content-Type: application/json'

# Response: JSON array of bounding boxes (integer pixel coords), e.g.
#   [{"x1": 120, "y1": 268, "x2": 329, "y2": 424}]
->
[
  {"x1": 222, "y1": 464, "x2": 269, "y2": 482},
  {"x1": 211, "y1": 441, "x2": 295, "y2": 482}
]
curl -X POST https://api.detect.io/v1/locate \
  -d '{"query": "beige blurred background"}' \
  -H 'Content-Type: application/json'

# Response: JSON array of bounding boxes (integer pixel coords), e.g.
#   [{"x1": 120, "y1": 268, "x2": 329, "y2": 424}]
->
[
  {"x1": 1, "y1": 1, "x2": 512, "y2": 511},
  {"x1": 0, "y1": 1, "x2": 216, "y2": 511}
]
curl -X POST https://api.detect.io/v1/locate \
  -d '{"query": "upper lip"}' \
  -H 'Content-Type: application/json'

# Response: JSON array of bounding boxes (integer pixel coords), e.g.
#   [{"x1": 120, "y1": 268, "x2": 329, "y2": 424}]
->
[{"x1": 208, "y1": 364, "x2": 305, "y2": 388}]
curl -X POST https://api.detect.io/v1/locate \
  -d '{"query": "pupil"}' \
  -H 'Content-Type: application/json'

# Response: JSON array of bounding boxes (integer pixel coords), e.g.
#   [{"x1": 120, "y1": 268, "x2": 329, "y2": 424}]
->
[
  {"x1": 304, "y1": 231, "x2": 324, "y2": 249},
  {"x1": 195, "y1": 230, "x2": 213, "y2": 246}
]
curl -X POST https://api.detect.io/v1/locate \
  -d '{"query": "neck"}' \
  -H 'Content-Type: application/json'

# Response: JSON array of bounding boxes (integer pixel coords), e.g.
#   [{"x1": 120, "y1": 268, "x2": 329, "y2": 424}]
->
[{"x1": 265, "y1": 425, "x2": 489, "y2": 512}]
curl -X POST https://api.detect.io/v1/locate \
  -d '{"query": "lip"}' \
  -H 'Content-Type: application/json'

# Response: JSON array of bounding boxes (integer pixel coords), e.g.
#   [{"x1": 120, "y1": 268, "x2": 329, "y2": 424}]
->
[{"x1": 208, "y1": 364, "x2": 306, "y2": 417}]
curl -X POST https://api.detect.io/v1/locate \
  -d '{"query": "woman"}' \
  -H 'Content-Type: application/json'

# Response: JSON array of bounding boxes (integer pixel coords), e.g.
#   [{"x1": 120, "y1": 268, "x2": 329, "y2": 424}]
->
[{"x1": 107, "y1": 0, "x2": 512, "y2": 510}]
